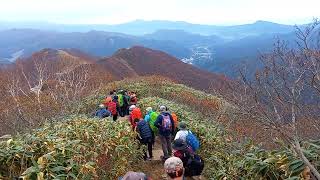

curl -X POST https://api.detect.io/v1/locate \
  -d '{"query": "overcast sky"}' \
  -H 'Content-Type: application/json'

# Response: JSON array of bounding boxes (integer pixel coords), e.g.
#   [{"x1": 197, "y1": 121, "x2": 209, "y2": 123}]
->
[{"x1": 1, "y1": 0, "x2": 319, "y2": 25}]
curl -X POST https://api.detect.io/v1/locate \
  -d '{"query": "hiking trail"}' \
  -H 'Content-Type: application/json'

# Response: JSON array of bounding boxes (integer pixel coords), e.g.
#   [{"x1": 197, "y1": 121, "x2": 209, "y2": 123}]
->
[
  {"x1": 117, "y1": 116, "x2": 167, "y2": 179},
  {"x1": 117, "y1": 116, "x2": 205, "y2": 180}
]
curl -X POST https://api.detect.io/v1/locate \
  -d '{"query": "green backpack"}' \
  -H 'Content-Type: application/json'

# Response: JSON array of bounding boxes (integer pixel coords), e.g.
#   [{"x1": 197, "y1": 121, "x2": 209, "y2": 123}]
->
[
  {"x1": 149, "y1": 112, "x2": 159, "y2": 134},
  {"x1": 118, "y1": 94, "x2": 124, "y2": 107}
]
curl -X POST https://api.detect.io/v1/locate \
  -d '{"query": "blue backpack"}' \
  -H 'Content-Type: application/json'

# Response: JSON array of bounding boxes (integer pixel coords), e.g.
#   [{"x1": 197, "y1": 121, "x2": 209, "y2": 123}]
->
[{"x1": 186, "y1": 131, "x2": 200, "y2": 151}]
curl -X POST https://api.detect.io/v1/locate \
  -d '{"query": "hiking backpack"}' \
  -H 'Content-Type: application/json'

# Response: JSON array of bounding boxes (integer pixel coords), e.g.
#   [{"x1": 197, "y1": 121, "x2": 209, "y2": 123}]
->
[
  {"x1": 171, "y1": 112, "x2": 178, "y2": 129},
  {"x1": 161, "y1": 114, "x2": 172, "y2": 131},
  {"x1": 186, "y1": 154, "x2": 204, "y2": 176},
  {"x1": 149, "y1": 112, "x2": 159, "y2": 134},
  {"x1": 186, "y1": 131, "x2": 200, "y2": 152},
  {"x1": 118, "y1": 94, "x2": 124, "y2": 107}
]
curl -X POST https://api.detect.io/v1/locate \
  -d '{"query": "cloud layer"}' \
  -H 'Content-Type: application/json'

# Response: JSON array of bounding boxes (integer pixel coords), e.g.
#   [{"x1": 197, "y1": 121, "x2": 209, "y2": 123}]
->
[{"x1": 1, "y1": 0, "x2": 319, "y2": 25}]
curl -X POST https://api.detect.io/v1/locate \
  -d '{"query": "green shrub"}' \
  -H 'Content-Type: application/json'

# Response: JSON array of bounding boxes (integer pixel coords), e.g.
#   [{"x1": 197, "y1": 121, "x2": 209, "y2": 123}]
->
[
  {"x1": 138, "y1": 97, "x2": 320, "y2": 179},
  {"x1": 0, "y1": 116, "x2": 142, "y2": 179}
]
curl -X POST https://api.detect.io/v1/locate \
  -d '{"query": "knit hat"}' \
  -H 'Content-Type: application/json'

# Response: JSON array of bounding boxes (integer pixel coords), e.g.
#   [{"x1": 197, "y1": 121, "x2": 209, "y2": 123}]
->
[
  {"x1": 121, "y1": 171, "x2": 147, "y2": 180},
  {"x1": 164, "y1": 157, "x2": 184, "y2": 174}
]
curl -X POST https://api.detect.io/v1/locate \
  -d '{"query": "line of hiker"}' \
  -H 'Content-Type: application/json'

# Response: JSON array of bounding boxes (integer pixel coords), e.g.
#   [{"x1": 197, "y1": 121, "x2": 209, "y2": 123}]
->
[
  {"x1": 94, "y1": 89, "x2": 138, "y2": 120},
  {"x1": 95, "y1": 90, "x2": 204, "y2": 179},
  {"x1": 130, "y1": 104, "x2": 204, "y2": 179}
]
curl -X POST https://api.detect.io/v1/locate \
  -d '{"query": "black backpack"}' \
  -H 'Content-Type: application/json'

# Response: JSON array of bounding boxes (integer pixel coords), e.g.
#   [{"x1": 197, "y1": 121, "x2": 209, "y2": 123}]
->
[{"x1": 185, "y1": 154, "x2": 204, "y2": 176}]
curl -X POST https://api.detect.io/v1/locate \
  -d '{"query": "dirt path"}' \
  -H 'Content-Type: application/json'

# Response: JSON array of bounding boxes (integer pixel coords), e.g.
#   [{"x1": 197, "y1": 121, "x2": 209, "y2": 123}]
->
[
  {"x1": 136, "y1": 136, "x2": 168, "y2": 179},
  {"x1": 117, "y1": 116, "x2": 167, "y2": 179}
]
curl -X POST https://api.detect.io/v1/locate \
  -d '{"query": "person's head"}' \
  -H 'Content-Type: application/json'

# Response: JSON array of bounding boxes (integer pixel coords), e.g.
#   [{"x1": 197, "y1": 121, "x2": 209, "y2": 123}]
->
[
  {"x1": 159, "y1": 105, "x2": 167, "y2": 112},
  {"x1": 110, "y1": 91, "x2": 114, "y2": 95},
  {"x1": 146, "y1": 107, "x2": 153, "y2": 114},
  {"x1": 120, "y1": 171, "x2": 149, "y2": 180},
  {"x1": 99, "y1": 104, "x2": 105, "y2": 109},
  {"x1": 178, "y1": 122, "x2": 187, "y2": 131},
  {"x1": 129, "y1": 105, "x2": 136, "y2": 113},
  {"x1": 172, "y1": 139, "x2": 188, "y2": 151},
  {"x1": 164, "y1": 157, "x2": 184, "y2": 179}
]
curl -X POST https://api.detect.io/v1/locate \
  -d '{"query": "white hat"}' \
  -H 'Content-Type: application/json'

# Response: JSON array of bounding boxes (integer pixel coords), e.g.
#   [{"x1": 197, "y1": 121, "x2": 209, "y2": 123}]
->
[
  {"x1": 146, "y1": 107, "x2": 153, "y2": 112},
  {"x1": 121, "y1": 171, "x2": 147, "y2": 180},
  {"x1": 159, "y1": 105, "x2": 166, "y2": 112},
  {"x1": 99, "y1": 104, "x2": 105, "y2": 108},
  {"x1": 164, "y1": 157, "x2": 184, "y2": 173},
  {"x1": 129, "y1": 105, "x2": 136, "y2": 111}
]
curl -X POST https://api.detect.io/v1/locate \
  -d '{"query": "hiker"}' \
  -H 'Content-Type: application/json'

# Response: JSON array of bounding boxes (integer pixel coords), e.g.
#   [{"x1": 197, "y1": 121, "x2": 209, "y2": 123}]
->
[
  {"x1": 108, "y1": 97, "x2": 119, "y2": 121},
  {"x1": 154, "y1": 105, "x2": 175, "y2": 161},
  {"x1": 95, "y1": 104, "x2": 111, "y2": 119},
  {"x1": 164, "y1": 157, "x2": 185, "y2": 180},
  {"x1": 124, "y1": 91, "x2": 131, "y2": 116},
  {"x1": 117, "y1": 90, "x2": 126, "y2": 117},
  {"x1": 174, "y1": 122, "x2": 189, "y2": 142},
  {"x1": 174, "y1": 121, "x2": 200, "y2": 152},
  {"x1": 129, "y1": 105, "x2": 142, "y2": 130},
  {"x1": 144, "y1": 107, "x2": 158, "y2": 145},
  {"x1": 135, "y1": 118, "x2": 154, "y2": 160},
  {"x1": 130, "y1": 92, "x2": 138, "y2": 105},
  {"x1": 172, "y1": 139, "x2": 204, "y2": 178},
  {"x1": 119, "y1": 171, "x2": 151, "y2": 180},
  {"x1": 103, "y1": 91, "x2": 114, "y2": 107}
]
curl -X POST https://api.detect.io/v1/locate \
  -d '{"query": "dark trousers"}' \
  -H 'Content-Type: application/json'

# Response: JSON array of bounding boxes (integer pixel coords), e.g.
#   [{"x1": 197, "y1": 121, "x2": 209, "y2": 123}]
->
[
  {"x1": 113, "y1": 114, "x2": 118, "y2": 121},
  {"x1": 159, "y1": 134, "x2": 172, "y2": 159},
  {"x1": 120, "y1": 106, "x2": 126, "y2": 117},
  {"x1": 139, "y1": 137, "x2": 153, "y2": 159}
]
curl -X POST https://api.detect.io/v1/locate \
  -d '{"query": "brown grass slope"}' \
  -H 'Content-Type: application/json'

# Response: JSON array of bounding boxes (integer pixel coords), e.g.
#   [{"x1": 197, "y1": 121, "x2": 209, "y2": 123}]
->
[{"x1": 99, "y1": 46, "x2": 229, "y2": 91}]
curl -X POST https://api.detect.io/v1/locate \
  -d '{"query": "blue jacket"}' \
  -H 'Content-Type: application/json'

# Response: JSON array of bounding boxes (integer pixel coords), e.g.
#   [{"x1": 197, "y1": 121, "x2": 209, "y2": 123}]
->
[
  {"x1": 154, "y1": 112, "x2": 175, "y2": 136},
  {"x1": 137, "y1": 120, "x2": 153, "y2": 139},
  {"x1": 144, "y1": 111, "x2": 153, "y2": 122},
  {"x1": 95, "y1": 108, "x2": 111, "y2": 118}
]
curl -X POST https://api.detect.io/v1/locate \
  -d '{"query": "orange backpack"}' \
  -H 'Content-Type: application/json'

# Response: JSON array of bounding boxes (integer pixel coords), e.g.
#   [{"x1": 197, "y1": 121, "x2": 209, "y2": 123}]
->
[{"x1": 171, "y1": 112, "x2": 178, "y2": 129}]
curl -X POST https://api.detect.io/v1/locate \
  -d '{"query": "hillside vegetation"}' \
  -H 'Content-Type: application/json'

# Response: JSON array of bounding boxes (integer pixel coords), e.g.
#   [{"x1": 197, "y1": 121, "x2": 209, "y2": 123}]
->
[{"x1": 1, "y1": 76, "x2": 319, "y2": 179}]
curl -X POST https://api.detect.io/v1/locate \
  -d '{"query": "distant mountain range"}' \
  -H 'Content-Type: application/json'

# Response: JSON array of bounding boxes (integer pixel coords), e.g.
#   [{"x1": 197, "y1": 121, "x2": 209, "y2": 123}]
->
[
  {"x1": 0, "y1": 20, "x2": 297, "y2": 38},
  {"x1": 0, "y1": 20, "x2": 304, "y2": 77}
]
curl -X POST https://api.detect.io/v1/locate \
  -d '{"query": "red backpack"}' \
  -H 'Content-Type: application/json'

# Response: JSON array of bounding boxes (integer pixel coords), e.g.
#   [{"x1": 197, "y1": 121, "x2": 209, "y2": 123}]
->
[
  {"x1": 131, "y1": 108, "x2": 142, "y2": 120},
  {"x1": 108, "y1": 101, "x2": 117, "y2": 115}
]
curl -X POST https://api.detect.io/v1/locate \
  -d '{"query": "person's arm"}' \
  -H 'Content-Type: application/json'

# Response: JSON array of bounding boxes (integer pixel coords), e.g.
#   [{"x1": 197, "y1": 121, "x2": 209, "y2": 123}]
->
[
  {"x1": 174, "y1": 131, "x2": 181, "y2": 140},
  {"x1": 154, "y1": 115, "x2": 162, "y2": 128},
  {"x1": 135, "y1": 125, "x2": 142, "y2": 139},
  {"x1": 144, "y1": 115, "x2": 150, "y2": 122}
]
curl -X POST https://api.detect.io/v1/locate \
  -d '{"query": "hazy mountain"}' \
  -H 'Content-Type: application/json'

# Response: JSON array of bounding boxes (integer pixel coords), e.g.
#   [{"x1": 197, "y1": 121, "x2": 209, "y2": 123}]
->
[
  {"x1": 0, "y1": 29, "x2": 191, "y2": 60},
  {"x1": 0, "y1": 20, "x2": 296, "y2": 38}
]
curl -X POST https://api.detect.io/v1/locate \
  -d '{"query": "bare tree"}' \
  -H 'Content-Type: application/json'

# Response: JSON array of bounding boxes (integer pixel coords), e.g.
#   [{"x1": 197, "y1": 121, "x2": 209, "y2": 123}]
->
[{"x1": 228, "y1": 20, "x2": 320, "y2": 178}]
